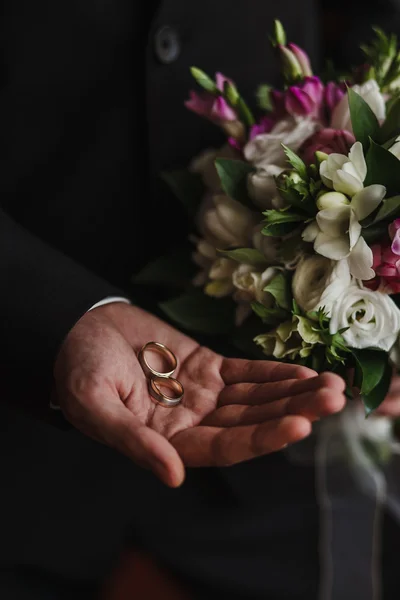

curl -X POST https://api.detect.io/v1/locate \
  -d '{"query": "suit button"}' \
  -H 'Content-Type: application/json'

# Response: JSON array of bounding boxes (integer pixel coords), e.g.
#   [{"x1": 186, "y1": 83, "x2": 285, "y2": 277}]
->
[{"x1": 154, "y1": 26, "x2": 180, "y2": 64}]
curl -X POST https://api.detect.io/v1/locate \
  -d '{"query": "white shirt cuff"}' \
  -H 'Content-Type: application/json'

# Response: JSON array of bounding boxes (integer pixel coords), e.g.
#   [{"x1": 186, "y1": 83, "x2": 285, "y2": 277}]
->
[{"x1": 50, "y1": 296, "x2": 131, "y2": 410}]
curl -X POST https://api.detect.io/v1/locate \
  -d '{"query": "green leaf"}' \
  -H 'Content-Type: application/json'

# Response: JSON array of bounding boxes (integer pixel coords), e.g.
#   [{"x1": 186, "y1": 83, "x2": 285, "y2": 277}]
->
[
  {"x1": 379, "y1": 96, "x2": 400, "y2": 142},
  {"x1": 159, "y1": 290, "x2": 235, "y2": 334},
  {"x1": 348, "y1": 88, "x2": 380, "y2": 151},
  {"x1": 223, "y1": 80, "x2": 240, "y2": 106},
  {"x1": 361, "y1": 221, "x2": 390, "y2": 244},
  {"x1": 364, "y1": 140, "x2": 400, "y2": 196},
  {"x1": 214, "y1": 158, "x2": 254, "y2": 207},
  {"x1": 190, "y1": 67, "x2": 218, "y2": 94},
  {"x1": 251, "y1": 301, "x2": 289, "y2": 325},
  {"x1": 133, "y1": 248, "x2": 195, "y2": 287},
  {"x1": 218, "y1": 247, "x2": 267, "y2": 267},
  {"x1": 161, "y1": 170, "x2": 204, "y2": 219},
  {"x1": 281, "y1": 145, "x2": 308, "y2": 180},
  {"x1": 370, "y1": 195, "x2": 400, "y2": 224},
  {"x1": 263, "y1": 272, "x2": 291, "y2": 310},
  {"x1": 262, "y1": 209, "x2": 304, "y2": 236},
  {"x1": 351, "y1": 349, "x2": 391, "y2": 414}
]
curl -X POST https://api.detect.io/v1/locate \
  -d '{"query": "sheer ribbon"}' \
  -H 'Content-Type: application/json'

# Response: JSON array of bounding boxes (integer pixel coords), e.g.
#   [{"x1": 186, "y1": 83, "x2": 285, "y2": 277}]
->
[{"x1": 286, "y1": 403, "x2": 400, "y2": 600}]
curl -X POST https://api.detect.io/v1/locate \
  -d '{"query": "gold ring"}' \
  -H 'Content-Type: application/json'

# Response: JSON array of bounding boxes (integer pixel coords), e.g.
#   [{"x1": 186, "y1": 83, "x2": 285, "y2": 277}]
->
[
  {"x1": 138, "y1": 341, "x2": 178, "y2": 379},
  {"x1": 148, "y1": 376, "x2": 184, "y2": 408}
]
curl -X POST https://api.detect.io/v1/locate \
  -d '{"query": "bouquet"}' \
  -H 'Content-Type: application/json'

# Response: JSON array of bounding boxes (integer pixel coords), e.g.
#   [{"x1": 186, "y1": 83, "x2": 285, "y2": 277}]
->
[{"x1": 138, "y1": 21, "x2": 400, "y2": 415}]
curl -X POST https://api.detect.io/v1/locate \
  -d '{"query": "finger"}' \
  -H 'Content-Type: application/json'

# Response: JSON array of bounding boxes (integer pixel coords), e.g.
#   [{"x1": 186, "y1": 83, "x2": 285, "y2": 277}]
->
[
  {"x1": 376, "y1": 397, "x2": 400, "y2": 416},
  {"x1": 203, "y1": 386, "x2": 346, "y2": 427},
  {"x1": 218, "y1": 372, "x2": 345, "y2": 407},
  {"x1": 171, "y1": 416, "x2": 311, "y2": 467},
  {"x1": 65, "y1": 387, "x2": 185, "y2": 488},
  {"x1": 220, "y1": 358, "x2": 316, "y2": 386}
]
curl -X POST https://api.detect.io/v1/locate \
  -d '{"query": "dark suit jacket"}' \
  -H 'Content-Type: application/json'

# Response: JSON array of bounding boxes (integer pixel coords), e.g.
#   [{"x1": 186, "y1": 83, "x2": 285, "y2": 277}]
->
[{"x1": 2, "y1": 2, "x2": 400, "y2": 598}]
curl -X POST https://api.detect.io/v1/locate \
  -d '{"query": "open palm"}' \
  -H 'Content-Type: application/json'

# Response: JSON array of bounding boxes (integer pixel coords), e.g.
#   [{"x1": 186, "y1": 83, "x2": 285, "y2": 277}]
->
[{"x1": 55, "y1": 302, "x2": 346, "y2": 487}]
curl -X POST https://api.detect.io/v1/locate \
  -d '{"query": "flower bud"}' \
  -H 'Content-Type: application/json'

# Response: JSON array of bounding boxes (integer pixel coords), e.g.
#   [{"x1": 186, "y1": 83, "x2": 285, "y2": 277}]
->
[
  {"x1": 316, "y1": 191, "x2": 350, "y2": 211},
  {"x1": 278, "y1": 45, "x2": 303, "y2": 82},
  {"x1": 288, "y1": 43, "x2": 313, "y2": 77},
  {"x1": 270, "y1": 20, "x2": 287, "y2": 47}
]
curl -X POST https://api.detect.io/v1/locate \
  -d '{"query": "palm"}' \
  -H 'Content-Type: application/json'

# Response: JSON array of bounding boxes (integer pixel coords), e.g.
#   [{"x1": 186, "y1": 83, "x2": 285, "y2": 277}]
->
[{"x1": 120, "y1": 309, "x2": 345, "y2": 468}]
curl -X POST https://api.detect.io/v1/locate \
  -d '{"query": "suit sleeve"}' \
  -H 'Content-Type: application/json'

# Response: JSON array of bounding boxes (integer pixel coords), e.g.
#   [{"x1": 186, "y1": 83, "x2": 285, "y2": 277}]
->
[{"x1": 1, "y1": 208, "x2": 123, "y2": 416}]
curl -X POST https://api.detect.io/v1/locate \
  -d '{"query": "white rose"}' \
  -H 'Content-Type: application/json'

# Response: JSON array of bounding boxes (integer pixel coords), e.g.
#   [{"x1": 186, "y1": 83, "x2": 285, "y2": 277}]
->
[
  {"x1": 389, "y1": 136, "x2": 400, "y2": 160},
  {"x1": 202, "y1": 194, "x2": 257, "y2": 247},
  {"x1": 331, "y1": 79, "x2": 386, "y2": 132},
  {"x1": 244, "y1": 117, "x2": 319, "y2": 170},
  {"x1": 329, "y1": 285, "x2": 400, "y2": 351},
  {"x1": 232, "y1": 265, "x2": 278, "y2": 325},
  {"x1": 190, "y1": 144, "x2": 237, "y2": 192},
  {"x1": 292, "y1": 256, "x2": 351, "y2": 315}
]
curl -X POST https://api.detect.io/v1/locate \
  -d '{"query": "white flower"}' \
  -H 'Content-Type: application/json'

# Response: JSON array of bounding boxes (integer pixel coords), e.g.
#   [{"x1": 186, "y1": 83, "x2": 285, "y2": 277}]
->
[
  {"x1": 247, "y1": 165, "x2": 284, "y2": 209},
  {"x1": 329, "y1": 285, "x2": 400, "y2": 351},
  {"x1": 389, "y1": 135, "x2": 400, "y2": 160},
  {"x1": 331, "y1": 79, "x2": 386, "y2": 132},
  {"x1": 190, "y1": 144, "x2": 237, "y2": 192},
  {"x1": 252, "y1": 225, "x2": 280, "y2": 263},
  {"x1": 292, "y1": 256, "x2": 351, "y2": 315},
  {"x1": 232, "y1": 265, "x2": 278, "y2": 325},
  {"x1": 303, "y1": 143, "x2": 386, "y2": 280},
  {"x1": 202, "y1": 194, "x2": 256, "y2": 247},
  {"x1": 244, "y1": 117, "x2": 319, "y2": 170},
  {"x1": 204, "y1": 257, "x2": 237, "y2": 298}
]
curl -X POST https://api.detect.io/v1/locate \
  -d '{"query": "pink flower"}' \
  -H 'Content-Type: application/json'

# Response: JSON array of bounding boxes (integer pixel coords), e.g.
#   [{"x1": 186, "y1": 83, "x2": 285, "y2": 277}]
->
[
  {"x1": 185, "y1": 72, "x2": 237, "y2": 123},
  {"x1": 300, "y1": 128, "x2": 355, "y2": 164},
  {"x1": 284, "y1": 76, "x2": 324, "y2": 119},
  {"x1": 324, "y1": 82, "x2": 346, "y2": 115},
  {"x1": 249, "y1": 116, "x2": 275, "y2": 139},
  {"x1": 389, "y1": 219, "x2": 400, "y2": 256},
  {"x1": 366, "y1": 242, "x2": 400, "y2": 293},
  {"x1": 287, "y1": 43, "x2": 313, "y2": 77}
]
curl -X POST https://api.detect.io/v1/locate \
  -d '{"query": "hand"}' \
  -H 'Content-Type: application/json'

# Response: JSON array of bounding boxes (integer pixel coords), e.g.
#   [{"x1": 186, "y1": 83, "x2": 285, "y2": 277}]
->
[
  {"x1": 54, "y1": 303, "x2": 346, "y2": 487},
  {"x1": 376, "y1": 374, "x2": 400, "y2": 417}
]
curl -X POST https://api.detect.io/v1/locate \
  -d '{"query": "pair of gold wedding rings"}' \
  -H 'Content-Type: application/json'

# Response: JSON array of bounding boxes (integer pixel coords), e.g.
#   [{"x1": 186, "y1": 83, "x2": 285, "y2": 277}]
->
[{"x1": 137, "y1": 341, "x2": 184, "y2": 408}]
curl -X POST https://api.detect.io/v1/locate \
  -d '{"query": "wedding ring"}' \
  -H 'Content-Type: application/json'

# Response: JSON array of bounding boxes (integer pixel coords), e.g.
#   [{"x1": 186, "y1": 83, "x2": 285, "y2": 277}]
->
[
  {"x1": 148, "y1": 376, "x2": 184, "y2": 408},
  {"x1": 138, "y1": 341, "x2": 178, "y2": 379}
]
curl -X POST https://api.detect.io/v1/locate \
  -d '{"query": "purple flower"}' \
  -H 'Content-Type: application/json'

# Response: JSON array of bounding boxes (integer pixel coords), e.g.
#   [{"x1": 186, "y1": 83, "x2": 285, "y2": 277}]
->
[
  {"x1": 287, "y1": 43, "x2": 313, "y2": 77},
  {"x1": 324, "y1": 82, "x2": 346, "y2": 115},
  {"x1": 185, "y1": 72, "x2": 237, "y2": 123},
  {"x1": 300, "y1": 128, "x2": 355, "y2": 165},
  {"x1": 284, "y1": 76, "x2": 324, "y2": 119},
  {"x1": 249, "y1": 116, "x2": 275, "y2": 139},
  {"x1": 390, "y1": 219, "x2": 400, "y2": 256}
]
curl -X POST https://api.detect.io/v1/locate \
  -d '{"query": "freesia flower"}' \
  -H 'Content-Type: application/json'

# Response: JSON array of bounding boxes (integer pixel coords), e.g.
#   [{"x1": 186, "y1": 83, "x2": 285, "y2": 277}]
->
[
  {"x1": 204, "y1": 257, "x2": 237, "y2": 298},
  {"x1": 330, "y1": 79, "x2": 386, "y2": 132},
  {"x1": 287, "y1": 43, "x2": 313, "y2": 77},
  {"x1": 303, "y1": 142, "x2": 386, "y2": 279},
  {"x1": 255, "y1": 315, "x2": 321, "y2": 360},
  {"x1": 250, "y1": 116, "x2": 275, "y2": 139},
  {"x1": 284, "y1": 77, "x2": 324, "y2": 119},
  {"x1": 300, "y1": 128, "x2": 355, "y2": 165},
  {"x1": 390, "y1": 218, "x2": 400, "y2": 255},
  {"x1": 389, "y1": 136, "x2": 400, "y2": 160},
  {"x1": 233, "y1": 265, "x2": 278, "y2": 325},
  {"x1": 189, "y1": 144, "x2": 238, "y2": 192},
  {"x1": 324, "y1": 82, "x2": 346, "y2": 116},
  {"x1": 329, "y1": 284, "x2": 400, "y2": 352},
  {"x1": 292, "y1": 256, "x2": 351, "y2": 314},
  {"x1": 202, "y1": 194, "x2": 256, "y2": 247},
  {"x1": 247, "y1": 165, "x2": 285, "y2": 209},
  {"x1": 185, "y1": 72, "x2": 237, "y2": 123},
  {"x1": 252, "y1": 225, "x2": 281, "y2": 262}
]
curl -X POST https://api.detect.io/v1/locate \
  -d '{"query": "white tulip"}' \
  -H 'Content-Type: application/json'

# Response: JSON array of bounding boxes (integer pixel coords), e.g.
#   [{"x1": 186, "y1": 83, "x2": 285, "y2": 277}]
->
[
  {"x1": 389, "y1": 136, "x2": 400, "y2": 160},
  {"x1": 329, "y1": 285, "x2": 400, "y2": 351},
  {"x1": 292, "y1": 256, "x2": 351, "y2": 315},
  {"x1": 202, "y1": 194, "x2": 256, "y2": 247},
  {"x1": 331, "y1": 79, "x2": 386, "y2": 132},
  {"x1": 244, "y1": 117, "x2": 319, "y2": 170}
]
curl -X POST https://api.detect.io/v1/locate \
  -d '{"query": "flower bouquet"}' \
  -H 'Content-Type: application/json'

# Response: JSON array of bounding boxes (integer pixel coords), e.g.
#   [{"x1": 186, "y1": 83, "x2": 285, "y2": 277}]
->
[{"x1": 138, "y1": 22, "x2": 400, "y2": 415}]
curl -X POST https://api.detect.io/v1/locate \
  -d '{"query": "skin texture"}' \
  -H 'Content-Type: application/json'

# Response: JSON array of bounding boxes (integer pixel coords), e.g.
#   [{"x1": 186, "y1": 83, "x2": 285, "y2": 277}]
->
[
  {"x1": 54, "y1": 302, "x2": 346, "y2": 488},
  {"x1": 377, "y1": 375, "x2": 400, "y2": 417}
]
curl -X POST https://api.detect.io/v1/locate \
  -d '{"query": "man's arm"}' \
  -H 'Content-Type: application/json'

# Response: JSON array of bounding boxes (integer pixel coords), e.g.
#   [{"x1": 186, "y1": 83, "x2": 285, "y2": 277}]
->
[{"x1": 1, "y1": 208, "x2": 123, "y2": 415}]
